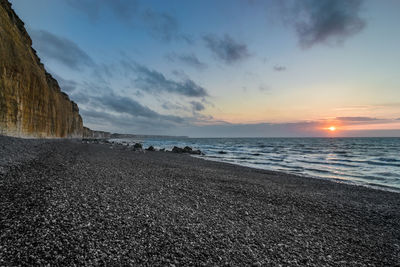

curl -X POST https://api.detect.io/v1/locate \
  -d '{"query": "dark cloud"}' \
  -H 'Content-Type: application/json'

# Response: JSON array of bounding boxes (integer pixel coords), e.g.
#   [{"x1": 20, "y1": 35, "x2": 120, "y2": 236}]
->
[
  {"x1": 190, "y1": 101, "x2": 205, "y2": 112},
  {"x1": 336, "y1": 116, "x2": 378, "y2": 121},
  {"x1": 203, "y1": 34, "x2": 250, "y2": 64},
  {"x1": 143, "y1": 10, "x2": 193, "y2": 44},
  {"x1": 132, "y1": 63, "x2": 208, "y2": 97},
  {"x1": 93, "y1": 93, "x2": 183, "y2": 123},
  {"x1": 284, "y1": 0, "x2": 366, "y2": 48},
  {"x1": 273, "y1": 65, "x2": 286, "y2": 72},
  {"x1": 81, "y1": 108, "x2": 177, "y2": 134},
  {"x1": 167, "y1": 53, "x2": 207, "y2": 70},
  {"x1": 30, "y1": 30, "x2": 94, "y2": 69}
]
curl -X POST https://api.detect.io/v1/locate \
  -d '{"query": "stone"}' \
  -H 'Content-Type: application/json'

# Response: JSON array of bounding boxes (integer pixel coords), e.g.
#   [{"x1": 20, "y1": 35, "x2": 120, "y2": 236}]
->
[
  {"x1": 172, "y1": 146, "x2": 184, "y2": 153},
  {"x1": 133, "y1": 143, "x2": 143, "y2": 149},
  {"x1": 0, "y1": 0, "x2": 83, "y2": 138},
  {"x1": 146, "y1": 146, "x2": 155, "y2": 151}
]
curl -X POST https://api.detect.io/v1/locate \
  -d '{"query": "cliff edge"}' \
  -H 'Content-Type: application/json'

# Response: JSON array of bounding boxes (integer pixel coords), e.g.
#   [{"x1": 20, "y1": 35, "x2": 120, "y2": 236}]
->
[{"x1": 0, "y1": 0, "x2": 83, "y2": 138}]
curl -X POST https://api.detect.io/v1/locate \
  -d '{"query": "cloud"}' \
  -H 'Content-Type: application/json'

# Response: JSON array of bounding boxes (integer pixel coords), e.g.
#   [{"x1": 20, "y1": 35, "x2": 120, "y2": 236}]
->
[
  {"x1": 65, "y1": 0, "x2": 191, "y2": 44},
  {"x1": 65, "y1": 0, "x2": 138, "y2": 22},
  {"x1": 169, "y1": 121, "x2": 324, "y2": 138},
  {"x1": 259, "y1": 85, "x2": 269, "y2": 91},
  {"x1": 161, "y1": 101, "x2": 190, "y2": 112},
  {"x1": 131, "y1": 63, "x2": 208, "y2": 97},
  {"x1": 91, "y1": 93, "x2": 184, "y2": 124},
  {"x1": 336, "y1": 116, "x2": 378, "y2": 121},
  {"x1": 203, "y1": 34, "x2": 250, "y2": 64},
  {"x1": 30, "y1": 30, "x2": 94, "y2": 69},
  {"x1": 190, "y1": 101, "x2": 205, "y2": 112},
  {"x1": 282, "y1": 0, "x2": 366, "y2": 48},
  {"x1": 81, "y1": 109, "x2": 177, "y2": 134},
  {"x1": 51, "y1": 74, "x2": 79, "y2": 93},
  {"x1": 142, "y1": 10, "x2": 193, "y2": 44},
  {"x1": 273, "y1": 65, "x2": 286, "y2": 72},
  {"x1": 167, "y1": 53, "x2": 207, "y2": 70}
]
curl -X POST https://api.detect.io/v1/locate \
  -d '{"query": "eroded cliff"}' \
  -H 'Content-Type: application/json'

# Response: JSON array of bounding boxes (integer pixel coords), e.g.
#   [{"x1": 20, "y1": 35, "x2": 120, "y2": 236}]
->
[
  {"x1": 0, "y1": 0, "x2": 83, "y2": 138},
  {"x1": 83, "y1": 127, "x2": 111, "y2": 139}
]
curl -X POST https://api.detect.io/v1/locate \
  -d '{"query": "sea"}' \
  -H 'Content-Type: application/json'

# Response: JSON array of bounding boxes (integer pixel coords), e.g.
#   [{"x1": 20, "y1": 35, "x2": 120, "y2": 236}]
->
[{"x1": 111, "y1": 137, "x2": 400, "y2": 192}]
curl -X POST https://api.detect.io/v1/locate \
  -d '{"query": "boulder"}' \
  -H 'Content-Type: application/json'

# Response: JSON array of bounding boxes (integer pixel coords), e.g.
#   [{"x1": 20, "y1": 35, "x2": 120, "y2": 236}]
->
[
  {"x1": 183, "y1": 146, "x2": 193, "y2": 152},
  {"x1": 133, "y1": 143, "x2": 142, "y2": 149},
  {"x1": 172, "y1": 146, "x2": 185, "y2": 153},
  {"x1": 146, "y1": 146, "x2": 155, "y2": 151},
  {"x1": 172, "y1": 146, "x2": 202, "y2": 155}
]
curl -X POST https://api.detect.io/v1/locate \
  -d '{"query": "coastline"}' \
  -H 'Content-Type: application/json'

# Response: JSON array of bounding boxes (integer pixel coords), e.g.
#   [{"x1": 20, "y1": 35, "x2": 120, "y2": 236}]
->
[
  {"x1": 193, "y1": 155, "x2": 400, "y2": 194},
  {"x1": 1, "y1": 136, "x2": 399, "y2": 265}
]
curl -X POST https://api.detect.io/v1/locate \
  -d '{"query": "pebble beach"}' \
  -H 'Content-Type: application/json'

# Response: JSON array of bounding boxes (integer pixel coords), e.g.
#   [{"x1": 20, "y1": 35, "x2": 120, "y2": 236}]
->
[{"x1": 0, "y1": 136, "x2": 399, "y2": 266}]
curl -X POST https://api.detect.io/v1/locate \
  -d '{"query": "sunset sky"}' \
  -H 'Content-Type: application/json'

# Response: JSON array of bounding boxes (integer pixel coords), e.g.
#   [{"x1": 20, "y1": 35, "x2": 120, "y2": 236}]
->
[{"x1": 10, "y1": 0, "x2": 400, "y2": 137}]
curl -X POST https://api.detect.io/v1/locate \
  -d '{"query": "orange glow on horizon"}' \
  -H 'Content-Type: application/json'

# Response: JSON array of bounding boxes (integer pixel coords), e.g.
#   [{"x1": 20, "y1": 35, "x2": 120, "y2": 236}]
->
[{"x1": 322, "y1": 125, "x2": 339, "y2": 132}]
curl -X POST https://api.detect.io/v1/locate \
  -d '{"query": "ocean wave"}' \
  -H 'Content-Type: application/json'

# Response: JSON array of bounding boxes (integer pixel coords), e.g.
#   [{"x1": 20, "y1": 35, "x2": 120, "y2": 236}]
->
[
  {"x1": 135, "y1": 137, "x2": 400, "y2": 191},
  {"x1": 376, "y1": 157, "x2": 400, "y2": 163},
  {"x1": 297, "y1": 159, "x2": 357, "y2": 168}
]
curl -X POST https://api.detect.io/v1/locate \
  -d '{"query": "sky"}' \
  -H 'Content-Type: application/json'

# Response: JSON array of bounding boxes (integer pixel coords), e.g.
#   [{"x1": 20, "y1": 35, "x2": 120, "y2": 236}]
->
[{"x1": 9, "y1": 0, "x2": 400, "y2": 137}]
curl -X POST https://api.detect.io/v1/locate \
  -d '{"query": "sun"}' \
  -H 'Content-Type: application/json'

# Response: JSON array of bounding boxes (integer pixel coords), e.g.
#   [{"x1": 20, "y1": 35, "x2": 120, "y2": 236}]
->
[{"x1": 328, "y1": 126, "x2": 336, "y2": 131}]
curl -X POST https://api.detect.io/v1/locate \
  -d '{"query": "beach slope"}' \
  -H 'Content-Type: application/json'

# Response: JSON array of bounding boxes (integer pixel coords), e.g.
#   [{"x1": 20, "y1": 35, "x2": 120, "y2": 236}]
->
[{"x1": 0, "y1": 136, "x2": 399, "y2": 266}]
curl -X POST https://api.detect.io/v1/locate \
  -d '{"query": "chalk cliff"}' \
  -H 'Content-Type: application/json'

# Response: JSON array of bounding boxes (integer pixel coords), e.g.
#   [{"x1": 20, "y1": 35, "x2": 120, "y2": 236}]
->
[
  {"x1": 83, "y1": 127, "x2": 111, "y2": 139},
  {"x1": 0, "y1": 0, "x2": 83, "y2": 138}
]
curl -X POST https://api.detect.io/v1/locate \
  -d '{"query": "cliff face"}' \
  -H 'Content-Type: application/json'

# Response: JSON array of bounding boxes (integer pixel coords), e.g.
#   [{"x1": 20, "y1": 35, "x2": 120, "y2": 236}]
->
[
  {"x1": 0, "y1": 0, "x2": 83, "y2": 138},
  {"x1": 83, "y1": 127, "x2": 111, "y2": 139}
]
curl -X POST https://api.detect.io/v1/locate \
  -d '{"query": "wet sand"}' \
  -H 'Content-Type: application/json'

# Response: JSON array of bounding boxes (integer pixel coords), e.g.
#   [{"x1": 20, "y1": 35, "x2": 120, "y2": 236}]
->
[{"x1": 0, "y1": 136, "x2": 399, "y2": 266}]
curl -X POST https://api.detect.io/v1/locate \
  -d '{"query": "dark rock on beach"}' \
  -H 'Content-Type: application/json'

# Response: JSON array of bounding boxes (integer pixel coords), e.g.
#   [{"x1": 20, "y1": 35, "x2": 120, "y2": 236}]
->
[
  {"x1": 172, "y1": 146, "x2": 202, "y2": 155},
  {"x1": 172, "y1": 146, "x2": 185, "y2": 153},
  {"x1": 218, "y1": 150, "x2": 228, "y2": 154},
  {"x1": 146, "y1": 145, "x2": 155, "y2": 151},
  {"x1": 133, "y1": 143, "x2": 143, "y2": 150},
  {"x1": 0, "y1": 135, "x2": 399, "y2": 266}
]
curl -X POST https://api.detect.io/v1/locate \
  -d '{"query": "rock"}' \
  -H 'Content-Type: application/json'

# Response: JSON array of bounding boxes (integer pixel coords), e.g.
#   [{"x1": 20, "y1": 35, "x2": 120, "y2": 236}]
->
[
  {"x1": 183, "y1": 146, "x2": 193, "y2": 152},
  {"x1": 146, "y1": 146, "x2": 155, "y2": 151},
  {"x1": 172, "y1": 146, "x2": 185, "y2": 153},
  {"x1": 0, "y1": 1, "x2": 83, "y2": 138},
  {"x1": 191, "y1": 150, "x2": 202, "y2": 155},
  {"x1": 172, "y1": 146, "x2": 202, "y2": 155},
  {"x1": 133, "y1": 143, "x2": 143, "y2": 149},
  {"x1": 83, "y1": 127, "x2": 111, "y2": 139},
  {"x1": 159, "y1": 148, "x2": 165, "y2": 152},
  {"x1": 218, "y1": 151, "x2": 227, "y2": 154}
]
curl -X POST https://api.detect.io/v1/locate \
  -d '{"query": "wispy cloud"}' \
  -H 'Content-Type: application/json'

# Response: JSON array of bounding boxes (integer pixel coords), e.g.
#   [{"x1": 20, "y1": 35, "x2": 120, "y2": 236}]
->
[
  {"x1": 190, "y1": 101, "x2": 205, "y2": 112},
  {"x1": 30, "y1": 30, "x2": 94, "y2": 69},
  {"x1": 52, "y1": 74, "x2": 79, "y2": 93},
  {"x1": 273, "y1": 65, "x2": 286, "y2": 72},
  {"x1": 203, "y1": 34, "x2": 250, "y2": 64},
  {"x1": 65, "y1": 0, "x2": 192, "y2": 44},
  {"x1": 336, "y1": 116, "x2": 378, "y2": 121},
  {"x1": 127, "y1": 62, "x2": 208, "y2": 97},
  {"x1": 92, "y1": 93, "x2": 183, "y2": 123},
  {"x1": 281, "y1": 0, "x2": 366, "y2": 48},
  {"x1": 143, "y1": 10, "x2": 193, "y2": 44},
  {"x1": 65, "y1": 0, "x2": 138, "y2": 22},
  {"x1": 167, "y1": 53, "x2": 207, "y2": 70}
]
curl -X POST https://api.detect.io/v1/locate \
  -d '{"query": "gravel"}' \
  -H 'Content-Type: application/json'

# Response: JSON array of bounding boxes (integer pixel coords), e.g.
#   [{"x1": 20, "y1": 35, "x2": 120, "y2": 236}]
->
[{"x1": 0, "y1": 135, "x2": 399, "y2": 266}]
